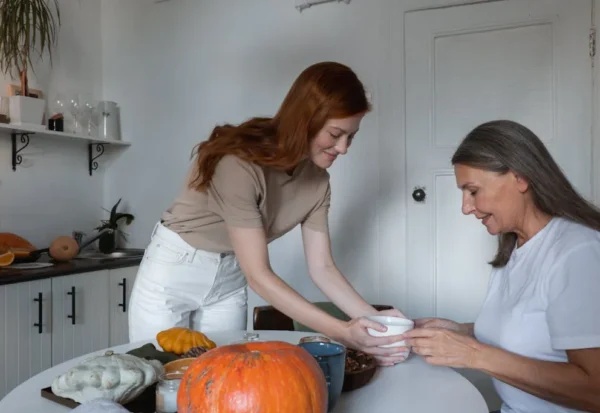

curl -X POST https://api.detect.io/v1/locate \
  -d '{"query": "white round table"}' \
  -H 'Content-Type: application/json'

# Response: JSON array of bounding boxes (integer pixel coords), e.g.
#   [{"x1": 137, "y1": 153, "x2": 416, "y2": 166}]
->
[{"x1": 0, "y1": 330, "x2": 489, "y2": 413}]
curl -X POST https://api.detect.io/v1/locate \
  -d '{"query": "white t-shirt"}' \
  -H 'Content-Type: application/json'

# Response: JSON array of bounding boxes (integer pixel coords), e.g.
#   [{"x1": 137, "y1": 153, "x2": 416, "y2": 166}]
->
[{"x1": 474, "y1": 217, "x2": 600, "y2": 413}]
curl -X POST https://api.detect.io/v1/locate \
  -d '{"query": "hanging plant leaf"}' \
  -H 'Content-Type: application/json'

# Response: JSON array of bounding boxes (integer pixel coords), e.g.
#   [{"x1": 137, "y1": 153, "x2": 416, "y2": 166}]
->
[
  {"x1": 113, "y1": 213, "x2": 134, "y2": 226},
  {"x1": 109, "y1": 198, "x2": 122, "y2": 222}
]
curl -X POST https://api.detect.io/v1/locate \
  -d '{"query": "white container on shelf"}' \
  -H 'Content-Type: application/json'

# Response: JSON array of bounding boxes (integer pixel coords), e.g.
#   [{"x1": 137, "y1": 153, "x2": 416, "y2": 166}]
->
[
  {"x1": 97, "y1": 100, "x2": 121, "y2": 141},
  {"x1": 9, "y1": 95, "x2": 46, "y2": 130}
]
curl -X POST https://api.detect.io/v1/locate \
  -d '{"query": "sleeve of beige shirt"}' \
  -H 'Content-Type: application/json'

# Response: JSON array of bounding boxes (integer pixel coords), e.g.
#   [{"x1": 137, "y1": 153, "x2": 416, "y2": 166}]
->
[
  {"x1": 207, "y1": 155, "x2": 265, "y2": 228},
  {"x1": 301, "y1": 180, "x2": 331, "y2": 233}
]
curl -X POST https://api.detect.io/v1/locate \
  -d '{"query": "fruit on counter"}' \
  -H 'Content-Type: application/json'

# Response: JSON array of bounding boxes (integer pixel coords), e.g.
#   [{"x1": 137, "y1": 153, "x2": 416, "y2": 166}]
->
[
  {"x1": 181, "y1": 345, "x2": 210, "y2": 358},
  {"x1": 0, "y1": 232, "x2": 36, "y2": 249},
  {"x1": 0, "y1": 232, "x2": 36, "y2": 257},
  {"x1": 156, "y1": 327, "x2": 216, "y2": 355},
  {"x1": 0, "y1": 251, "x2": 15, "y2": 267},
  {"x1": 49, "y1": 235, "x2": 80, "y2": 262},
  {"x1": 177, "y1": 341, "x2": 328, "y2": 413},
  {"x1": 51, "y1": 350, "x2": 164, "y2": 405}
]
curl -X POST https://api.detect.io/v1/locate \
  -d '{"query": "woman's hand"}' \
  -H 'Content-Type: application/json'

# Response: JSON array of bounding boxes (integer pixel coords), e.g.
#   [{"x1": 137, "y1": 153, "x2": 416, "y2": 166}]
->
[
  {"x1": 399, "y1": 327, "x2": 484, "y2": 368},
  {"x1": 336, "y1": 317, "x2": 410, "y2": 367},
  {"x1": 414, "y1": 317, "x2": 472, "y2": 335},
  {"x1": 376, "y1": 307, "x2": 408, "y2": 319}
]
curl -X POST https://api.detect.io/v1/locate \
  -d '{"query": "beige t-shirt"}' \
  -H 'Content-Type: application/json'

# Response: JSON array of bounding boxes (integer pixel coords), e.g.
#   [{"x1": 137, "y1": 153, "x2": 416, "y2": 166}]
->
[{"x1": 161, "y1": 155, "x2": 331, "y2": 253}]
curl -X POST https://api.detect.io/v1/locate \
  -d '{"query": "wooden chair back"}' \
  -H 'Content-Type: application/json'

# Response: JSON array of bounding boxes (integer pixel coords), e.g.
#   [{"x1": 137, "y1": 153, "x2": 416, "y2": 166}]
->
[{"x1": 252, "y1": 304, "x2": 393, "y2": 331}]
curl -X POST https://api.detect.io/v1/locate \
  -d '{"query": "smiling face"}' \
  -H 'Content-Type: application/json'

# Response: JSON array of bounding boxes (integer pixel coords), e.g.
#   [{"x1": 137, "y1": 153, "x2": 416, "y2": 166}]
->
[
  {"x1": 308, "y1": 113, "x2": 365, "y2": 169},
  {"x1": 454, "y1": 164, "x2": 531, "y2": 235}
]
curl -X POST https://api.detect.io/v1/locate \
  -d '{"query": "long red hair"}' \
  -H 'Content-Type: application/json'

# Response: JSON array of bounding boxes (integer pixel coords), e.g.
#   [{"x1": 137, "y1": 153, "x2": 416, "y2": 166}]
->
[{"x1": 189, "y1": 61, "x2": 371, "y2": 191}]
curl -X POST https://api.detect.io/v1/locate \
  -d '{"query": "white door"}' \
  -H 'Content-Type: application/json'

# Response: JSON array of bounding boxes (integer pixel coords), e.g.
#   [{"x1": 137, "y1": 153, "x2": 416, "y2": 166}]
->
[
  {"x1": 405, "y1": 0, "x2": 593, "y2": 322},
  {"x1": 0, "y1": 279, "x2": 52, "y2": 400},
  {"x1": 109, "y1": 266, "x2": 138, "y2": 347},
  {"x1": 51, "y1": 271, "x2": 110, "y2": 365}
]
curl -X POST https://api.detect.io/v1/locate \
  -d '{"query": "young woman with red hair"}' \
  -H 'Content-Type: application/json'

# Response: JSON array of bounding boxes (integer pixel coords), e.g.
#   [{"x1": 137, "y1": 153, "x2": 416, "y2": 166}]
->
[{"x1": 128, "y1": 61, "x2": 408, "y2": 365}]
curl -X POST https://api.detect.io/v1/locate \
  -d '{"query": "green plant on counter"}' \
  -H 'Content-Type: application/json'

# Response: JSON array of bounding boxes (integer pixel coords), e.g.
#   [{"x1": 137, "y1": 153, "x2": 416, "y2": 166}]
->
[
  {"x1": 95, "y1": 198, "x2": 134, "y2": 254},
  {"x1": 0, "y1": 0, "x2": 61, "y2": 96}
]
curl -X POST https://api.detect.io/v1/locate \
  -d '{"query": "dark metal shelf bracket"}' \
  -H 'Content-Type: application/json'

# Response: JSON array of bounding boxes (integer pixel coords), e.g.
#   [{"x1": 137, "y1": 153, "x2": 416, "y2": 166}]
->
[
  {"x1": 89, "y1": 143, "x2": 106, "y2": 176},
  {"x1": 11, "y1": 132, "x2": 31, "y2": 171}
]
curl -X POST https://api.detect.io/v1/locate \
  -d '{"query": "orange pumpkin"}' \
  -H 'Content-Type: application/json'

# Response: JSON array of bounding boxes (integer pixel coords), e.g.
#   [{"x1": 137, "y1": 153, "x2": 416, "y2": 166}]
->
[
  {"x1": 156, "y1": 327, "x2": 216, "y2": 355},
  {"x1": 177, "y1": 341, "x2": 327, "y2": 413}
]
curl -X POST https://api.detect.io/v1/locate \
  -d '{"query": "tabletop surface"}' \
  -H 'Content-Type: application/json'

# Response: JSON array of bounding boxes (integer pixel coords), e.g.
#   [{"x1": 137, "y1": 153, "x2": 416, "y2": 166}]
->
[{"x1": 0, "y1": 330, "x2": 489, "y2": 413}]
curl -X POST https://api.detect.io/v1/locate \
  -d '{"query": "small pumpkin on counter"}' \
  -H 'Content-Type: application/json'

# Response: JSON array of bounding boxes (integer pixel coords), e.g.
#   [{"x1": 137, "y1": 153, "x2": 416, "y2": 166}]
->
[
  {"x1": 177, "y1": 340, "x2": 327, "y2": 413},
  {"x1": 49, "y1": 235, "x2": 79, "y2": 262},
  {"x1": 156, "y1": 327, "x2": 216, "y2": 355}
]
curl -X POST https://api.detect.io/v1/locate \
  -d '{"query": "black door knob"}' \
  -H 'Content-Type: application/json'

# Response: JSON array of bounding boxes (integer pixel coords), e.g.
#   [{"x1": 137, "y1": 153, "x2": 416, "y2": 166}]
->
[{"x1": 412, "y1": 187, "x2": 426, "y2": 202}]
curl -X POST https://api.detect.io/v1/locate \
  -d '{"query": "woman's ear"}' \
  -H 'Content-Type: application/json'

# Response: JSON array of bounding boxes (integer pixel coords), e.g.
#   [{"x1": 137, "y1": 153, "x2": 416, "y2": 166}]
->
[{"x1": 512, "y1": 172, "x2": 529, "y2": 193}]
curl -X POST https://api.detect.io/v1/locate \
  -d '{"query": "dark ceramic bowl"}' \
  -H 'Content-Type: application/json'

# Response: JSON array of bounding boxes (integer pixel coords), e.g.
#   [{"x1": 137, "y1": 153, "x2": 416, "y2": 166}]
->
[{"x1": 342, "y1": 349, "x2": 377, "y2": 392}]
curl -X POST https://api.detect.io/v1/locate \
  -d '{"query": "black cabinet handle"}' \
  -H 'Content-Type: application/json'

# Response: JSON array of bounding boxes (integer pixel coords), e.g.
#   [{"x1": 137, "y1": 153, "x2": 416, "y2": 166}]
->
[
  {"x1": 33, "y1": 292, "x2": 43, "y2": 334},
  {"x1": 118, "y1": 278, "x2": 127, "y2": 312},
  {"x1": 67, "y1": 286, "x2": 76, "y2": 325}
]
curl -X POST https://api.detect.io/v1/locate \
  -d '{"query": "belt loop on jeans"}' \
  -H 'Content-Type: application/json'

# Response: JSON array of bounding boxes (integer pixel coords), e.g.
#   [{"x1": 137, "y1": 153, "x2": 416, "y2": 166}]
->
[
  {"x1": 150, "y1": 222, "x2": 160, "y2": 239},
  {"x1": 186, "y1": 249, "x2": 196, "y2": 263}
]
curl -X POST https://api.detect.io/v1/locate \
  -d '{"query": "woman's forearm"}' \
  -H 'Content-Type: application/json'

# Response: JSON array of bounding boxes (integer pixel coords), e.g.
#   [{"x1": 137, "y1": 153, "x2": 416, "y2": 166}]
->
[
  {"x1": 474, "y1": 344, "x2": 600, "y2": 412},
  {"x1": 247, "y1": 268, "x2": 346, "y2": 340},
  {"x1": 461, "y1": 322, "x2": 474, "y2": 336},
  {"x1": 308, "y1": 264, "x2": 378, "y2": 319}
]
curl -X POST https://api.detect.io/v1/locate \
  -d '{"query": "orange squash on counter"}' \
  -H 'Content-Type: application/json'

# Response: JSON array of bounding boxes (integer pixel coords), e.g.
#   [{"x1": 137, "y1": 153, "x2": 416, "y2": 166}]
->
[
  {"x1": 177, "y1": 340, "x2": 328, "y2": 413},
  {"x1": 0, "y1": 232, "x2": 36, "y2": 257},
  {"x1": 156, "y1": 327, "x2": 216, "y2": 355}
]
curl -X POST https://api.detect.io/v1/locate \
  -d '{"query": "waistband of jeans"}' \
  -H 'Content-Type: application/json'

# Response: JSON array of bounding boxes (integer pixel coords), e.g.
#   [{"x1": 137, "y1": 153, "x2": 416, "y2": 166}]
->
[{"x1": 151, "y1": 221, "x2": 231, "y2": 260}]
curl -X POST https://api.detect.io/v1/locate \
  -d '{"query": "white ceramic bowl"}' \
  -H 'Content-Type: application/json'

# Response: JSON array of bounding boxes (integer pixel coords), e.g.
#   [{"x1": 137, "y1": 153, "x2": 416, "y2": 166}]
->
[{"x1": 365, "y1": 315, "x2": 415, "y2": 354}]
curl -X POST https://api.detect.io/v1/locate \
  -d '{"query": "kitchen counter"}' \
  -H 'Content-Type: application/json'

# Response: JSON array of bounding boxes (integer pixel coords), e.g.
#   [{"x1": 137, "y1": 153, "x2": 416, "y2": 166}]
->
[{"x1": 0, "y1": 255, "x2": 142, "y2": 286}]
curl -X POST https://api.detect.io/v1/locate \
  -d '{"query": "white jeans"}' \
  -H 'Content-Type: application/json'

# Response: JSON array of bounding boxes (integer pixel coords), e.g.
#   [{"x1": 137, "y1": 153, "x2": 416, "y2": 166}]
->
[{"x1": 128, "y1": 222, "x2": 248, "y2": 343}]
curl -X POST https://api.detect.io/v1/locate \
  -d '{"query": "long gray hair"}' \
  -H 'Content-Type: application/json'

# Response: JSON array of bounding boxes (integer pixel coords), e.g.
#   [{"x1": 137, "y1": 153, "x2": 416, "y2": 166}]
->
[{"x1": 451, "y1": 120, "x2": 600, "y2": 267}]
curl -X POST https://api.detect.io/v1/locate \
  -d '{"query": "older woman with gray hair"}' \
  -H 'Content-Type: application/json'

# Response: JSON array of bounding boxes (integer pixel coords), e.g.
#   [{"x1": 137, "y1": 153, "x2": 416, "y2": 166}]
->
[{"x1": 400, "y1": 120, "x2": 600, "y2": 413}]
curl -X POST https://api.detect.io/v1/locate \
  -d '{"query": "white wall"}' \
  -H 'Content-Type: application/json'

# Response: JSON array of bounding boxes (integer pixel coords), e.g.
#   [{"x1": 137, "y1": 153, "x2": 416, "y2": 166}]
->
[
  {"x1": 101, "y1": 0, "x2": 502, "y2": 409},
  {"x1": 101, "y1": 0, "x2": 381, "y2": 305},
  {"x1": 102, "y1": 0, "x2": 487, "y2": 311},
  {"x1": 0, "y1": 0, "x2": 105, "y2": 248},
  {"x1": 100, "y1": 0, "x2": 488, "y2": 314}
]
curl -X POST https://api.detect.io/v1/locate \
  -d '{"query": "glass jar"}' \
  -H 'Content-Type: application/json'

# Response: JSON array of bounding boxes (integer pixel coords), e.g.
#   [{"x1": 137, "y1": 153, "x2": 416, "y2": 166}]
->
[
  {"x1": 298, "y1": 335, "x2": 331, "y2": 344},
  {"x1": 155, "y1": 372, "x2": 182, "y2": 413},
  {"x1": 228, "y1": 332, "x2": 262, "y2": 345}
]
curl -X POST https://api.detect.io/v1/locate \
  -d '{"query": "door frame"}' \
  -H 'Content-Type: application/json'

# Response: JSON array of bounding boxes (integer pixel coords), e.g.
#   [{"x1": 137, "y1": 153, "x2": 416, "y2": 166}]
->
[
  {"x1": 380, "y1": 0, "x2": 599, "y2": 312},
  {"x1": 593, "y1": 0, "x2": 600, "y2": 205}
]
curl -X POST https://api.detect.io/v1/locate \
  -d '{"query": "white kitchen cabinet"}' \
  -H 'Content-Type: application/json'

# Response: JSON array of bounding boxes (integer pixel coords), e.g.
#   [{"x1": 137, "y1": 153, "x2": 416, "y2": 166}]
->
[
  {"x1": 51, "y1": 271, "x2": 110, "y2": 366},
  {"x1": 108, "y1": 266, "x2": 138, "y2": 347},
  {"x1": 0, "y1": 279, "x2": 52, "y2": 400},
  {"x1": 0, "y1": 265, "x2": 140, "y2": 400}
]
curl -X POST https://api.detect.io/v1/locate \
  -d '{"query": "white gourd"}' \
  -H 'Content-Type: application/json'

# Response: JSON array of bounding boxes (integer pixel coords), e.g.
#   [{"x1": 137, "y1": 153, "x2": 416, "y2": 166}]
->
[{"x1": 51, "y1": 350, "x2": 164, "y2": 405}]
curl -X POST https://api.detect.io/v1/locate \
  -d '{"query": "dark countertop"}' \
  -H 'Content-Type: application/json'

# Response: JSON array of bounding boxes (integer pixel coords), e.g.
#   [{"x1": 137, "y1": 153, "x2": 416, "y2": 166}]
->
[{"x1": 0, "y1": 256, "x2": 142, "y2": 286}]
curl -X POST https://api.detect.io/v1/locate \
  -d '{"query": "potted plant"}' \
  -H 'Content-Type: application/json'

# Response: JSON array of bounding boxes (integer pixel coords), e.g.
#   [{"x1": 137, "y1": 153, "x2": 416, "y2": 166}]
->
[
  {"x1": 0, "y1": 0, "x2": 61, "y2": 127},
  {"x1": 96, "y1": 198, "x2": 135, "y2": 254}
]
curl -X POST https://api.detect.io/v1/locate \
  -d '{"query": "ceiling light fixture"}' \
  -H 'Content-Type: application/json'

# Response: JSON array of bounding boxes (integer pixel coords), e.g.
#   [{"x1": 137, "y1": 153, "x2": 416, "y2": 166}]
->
[{"x1": 295, "y1": 0, "x2": 351, "y2": 12}]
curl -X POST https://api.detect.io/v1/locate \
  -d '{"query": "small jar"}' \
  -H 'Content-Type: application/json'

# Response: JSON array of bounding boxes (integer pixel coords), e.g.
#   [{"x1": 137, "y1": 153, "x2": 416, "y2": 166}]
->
[
  {"x1": 299, "y1": 335, "x2": 331, "y2": 344},
  {"x1": 155, "y1": 372, "x2": 182, "y2": 413}
]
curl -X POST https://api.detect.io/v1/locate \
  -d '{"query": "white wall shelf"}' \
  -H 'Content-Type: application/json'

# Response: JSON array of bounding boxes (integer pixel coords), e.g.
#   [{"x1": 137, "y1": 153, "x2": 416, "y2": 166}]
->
[{"x1": 0, "y1": 123, "x2": 131, "y2": 176}]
